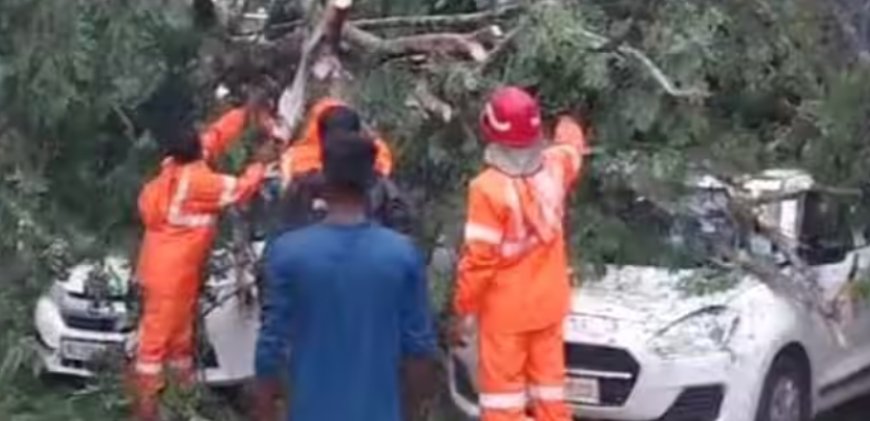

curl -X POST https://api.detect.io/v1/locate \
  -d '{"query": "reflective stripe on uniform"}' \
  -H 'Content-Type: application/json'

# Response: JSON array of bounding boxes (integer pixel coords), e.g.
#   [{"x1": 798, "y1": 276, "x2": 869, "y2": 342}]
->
[
  {"x1": 168, "y1": 358, "x2": 193, "y2": 370},
  {"x1": 218, "y1": 176, "x2": 238, "y2": 207},
  {"x1": 501, "y1": 236, "x2": 538, "y2": 258},
  {"x1": 479, "y1": 392, "x2": 527, "y2": 409},
  {"x1": 528, "y1": 385, "x2": 565, "y2": 401},
  {"x1": 168, "y1": 167, "x2": 216, "y2": 228},
  {"x1": 464, "y1": 222, "x2": 502, "y2": 244},
  {"x1": 135, "y1": 361, "x2": 162, "y2": 375}
]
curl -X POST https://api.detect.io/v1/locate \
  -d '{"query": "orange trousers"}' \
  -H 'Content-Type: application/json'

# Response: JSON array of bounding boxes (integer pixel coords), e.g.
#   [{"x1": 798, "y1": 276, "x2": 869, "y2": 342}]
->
[
  {"x1": 132, "y1": 283, "x2": 199, "y2": 417},
  {"x1": 478, "y1": 322, "x2": 572, "y2": 421}
]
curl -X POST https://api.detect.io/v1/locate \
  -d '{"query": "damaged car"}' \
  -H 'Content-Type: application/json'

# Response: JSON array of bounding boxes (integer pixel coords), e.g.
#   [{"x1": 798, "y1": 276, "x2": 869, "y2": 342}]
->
[
  {"x1": 448, "y1": 169, "x2": 870, "y2": 421},
  {"x1": 33, "y1": 242, "x2": 264, "y2": 385}
]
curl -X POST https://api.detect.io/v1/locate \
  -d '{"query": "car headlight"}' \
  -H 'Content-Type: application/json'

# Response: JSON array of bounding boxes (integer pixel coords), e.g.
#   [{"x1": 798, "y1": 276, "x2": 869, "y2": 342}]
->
[
  {"x1": 35, "y1": 296, "x2": 64, "y2": 349},
  {"x1": 647, "y1": 306, "x2": 739, "y2": 358}
]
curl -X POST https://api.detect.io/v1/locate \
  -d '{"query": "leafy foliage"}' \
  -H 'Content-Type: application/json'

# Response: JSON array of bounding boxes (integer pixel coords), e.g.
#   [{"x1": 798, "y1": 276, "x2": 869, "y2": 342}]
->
[{"x1": 4, "y1": 0, "x2": 870, "y2": 418}]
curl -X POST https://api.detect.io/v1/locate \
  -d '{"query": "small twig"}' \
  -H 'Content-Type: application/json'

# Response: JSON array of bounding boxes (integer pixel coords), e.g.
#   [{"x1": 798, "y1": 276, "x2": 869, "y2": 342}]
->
[
  {"x1": 477, "y1": 24, "x2": 524, "y2": 73},
  {"x1": 112, "y1": 105, "x2": 137, "y2": 141}
]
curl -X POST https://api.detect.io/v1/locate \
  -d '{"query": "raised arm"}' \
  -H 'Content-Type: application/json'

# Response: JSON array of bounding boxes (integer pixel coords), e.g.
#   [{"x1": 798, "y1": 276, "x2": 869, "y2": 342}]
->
[
  {"x1": 200, "y1": 107, "x2": 249, "y2": 160},
  {"x1": 546, "y1": 116, "x2": 589, "y2": 188},
  {"x1": 374, "y1": 136, "x2": 393, "y2": 176},
  {"x1": 182, "y1": 163, "x2": 267, "y2": 215}
]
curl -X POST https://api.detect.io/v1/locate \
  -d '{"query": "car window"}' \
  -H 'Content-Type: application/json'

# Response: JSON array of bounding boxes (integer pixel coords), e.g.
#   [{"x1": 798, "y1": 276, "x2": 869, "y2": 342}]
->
[{"x1": 799, "y1": 191, "x2": 853, "y2": 265}]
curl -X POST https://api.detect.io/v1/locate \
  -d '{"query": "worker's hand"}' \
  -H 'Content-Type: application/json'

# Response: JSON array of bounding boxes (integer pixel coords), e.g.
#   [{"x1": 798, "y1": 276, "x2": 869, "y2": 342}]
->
[
  {"x1": 449, "y1": 315, "x2": 475, "y2": 348},
  {"x1": 252, "y1": 140, "x2": 279, "y2": 165},
  {"x1": 252, "y1": 109, "x2": 280, "y2": 141}
]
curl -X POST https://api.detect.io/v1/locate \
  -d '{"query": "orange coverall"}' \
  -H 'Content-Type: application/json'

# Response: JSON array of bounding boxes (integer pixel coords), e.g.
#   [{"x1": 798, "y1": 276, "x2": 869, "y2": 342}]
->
[
  {"x1": 278, "y1": 97, "x2": 393, "y2": 189},
  {"x1": 454, "y1": 117, "x2": 587, "y2": 421},
  {"x1": 134, "y1": 107, "x2": 265, "y2": 400}
]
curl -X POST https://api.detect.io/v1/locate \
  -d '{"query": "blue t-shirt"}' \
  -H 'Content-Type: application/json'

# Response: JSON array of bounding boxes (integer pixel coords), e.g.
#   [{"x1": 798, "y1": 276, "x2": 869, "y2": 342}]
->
[{"x1": 255, "y1": 221, "x2": 437, "y2": 421}]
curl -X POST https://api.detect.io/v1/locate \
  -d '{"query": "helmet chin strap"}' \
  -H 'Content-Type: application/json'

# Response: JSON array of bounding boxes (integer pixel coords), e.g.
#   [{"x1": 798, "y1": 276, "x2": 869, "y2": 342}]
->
[{"x1": 484, "y1": 142, "x2": 544, "y2": 176}]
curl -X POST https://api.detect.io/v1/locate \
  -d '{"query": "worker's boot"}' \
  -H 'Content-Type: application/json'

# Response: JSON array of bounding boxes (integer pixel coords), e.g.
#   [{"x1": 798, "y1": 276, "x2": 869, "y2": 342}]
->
[{"x1": 126, "y1": 363, "x2": 164, "y2": 421}]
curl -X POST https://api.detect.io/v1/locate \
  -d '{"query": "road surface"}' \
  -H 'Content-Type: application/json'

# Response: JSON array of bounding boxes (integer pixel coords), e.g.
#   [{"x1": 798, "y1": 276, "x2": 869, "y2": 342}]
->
[{"x1": 817, "y1": 395, "x2": 870, "y2": 420}]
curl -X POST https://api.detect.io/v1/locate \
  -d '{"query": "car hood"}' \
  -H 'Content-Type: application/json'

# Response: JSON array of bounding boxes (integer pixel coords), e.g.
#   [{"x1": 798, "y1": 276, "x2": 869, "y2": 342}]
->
[
  {"x1": 571, "y1": 265, "x2": 757, "y2": 330},
  {"x1": 60, "y1": 255, "x2": 132, "y2": 297},
  {"x1": 57, "y1": 242, "x2": 267, "y2": 296}
]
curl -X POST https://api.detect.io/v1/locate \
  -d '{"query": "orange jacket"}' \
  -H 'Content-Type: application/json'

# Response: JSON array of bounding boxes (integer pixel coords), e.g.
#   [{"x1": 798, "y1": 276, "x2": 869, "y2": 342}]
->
[
  {"x1": 454, "y1": 116, "x2": 588, "y2": 333},
  {"x1": 279, "y1": 98, "x2": 393, "y2": 188},
  {"x1": 136, "y1": 107, "x2": 265, "y2": 295}
]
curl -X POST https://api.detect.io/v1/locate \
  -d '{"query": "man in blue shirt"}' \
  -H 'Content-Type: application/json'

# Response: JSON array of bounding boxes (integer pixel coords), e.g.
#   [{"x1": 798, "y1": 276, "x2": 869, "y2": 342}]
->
[{"x1": 253, "y1": 130, "x2": 437, "y2": 421}]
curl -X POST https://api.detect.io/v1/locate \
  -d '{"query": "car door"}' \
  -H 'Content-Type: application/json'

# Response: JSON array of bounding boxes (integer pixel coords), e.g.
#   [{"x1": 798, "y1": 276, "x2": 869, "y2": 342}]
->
[{"x1": 799, "y1": 192, "x2": 870, "y2": 394}]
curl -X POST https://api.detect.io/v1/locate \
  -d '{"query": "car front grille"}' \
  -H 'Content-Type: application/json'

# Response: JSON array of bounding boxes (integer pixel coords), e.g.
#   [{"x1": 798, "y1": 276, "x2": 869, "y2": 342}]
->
[
  {"x1": 63, "y1": 314, "x2": 119, "y2": 332},
  {"x1": 657, "y1": 385, "x2": 724, "y2": 421},
  {"x1": 565, "y1": 343, "x2": 640, "y2": 407}
]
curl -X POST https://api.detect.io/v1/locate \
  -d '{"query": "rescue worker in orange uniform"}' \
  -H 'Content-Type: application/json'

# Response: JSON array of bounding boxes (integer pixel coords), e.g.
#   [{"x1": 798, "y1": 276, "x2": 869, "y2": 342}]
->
[
  {"x1": 278, "y1": 97, "x2": 393, "y2": 190},
  {"x1": 133, "y1": 103, "x2": 276, "y2": 420},
  {"x1": 452, "y1": 86, "x2": 589, "y2": 421}
]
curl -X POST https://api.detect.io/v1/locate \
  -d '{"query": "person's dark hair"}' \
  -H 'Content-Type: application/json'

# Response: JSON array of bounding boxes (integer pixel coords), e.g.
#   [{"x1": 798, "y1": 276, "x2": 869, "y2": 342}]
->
[
  {"x1": 318, "y1": 105, "x2": 362, "y2": 141},
  {"x1": 322, "y1": 131, "x2": 376, "y2": 196},
  {"x1": 161, "y1": 123, "x2": 202, "y2": 164}
]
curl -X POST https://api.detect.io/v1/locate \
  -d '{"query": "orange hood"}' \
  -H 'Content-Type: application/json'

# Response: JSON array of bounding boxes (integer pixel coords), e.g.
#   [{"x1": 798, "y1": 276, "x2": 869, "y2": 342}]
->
[
  {"x1": 297, "y1": 97, "x2": 347, "y2": 147},
  {"x1": 280, "y1": 97, "x2": 394, "y2": 180}
]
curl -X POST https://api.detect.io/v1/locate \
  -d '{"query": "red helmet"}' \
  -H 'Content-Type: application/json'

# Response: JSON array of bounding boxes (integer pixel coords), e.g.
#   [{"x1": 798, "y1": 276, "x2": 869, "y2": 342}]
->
[{"x1": 480, "y1": 86, "x2": 542, "y2": 148}]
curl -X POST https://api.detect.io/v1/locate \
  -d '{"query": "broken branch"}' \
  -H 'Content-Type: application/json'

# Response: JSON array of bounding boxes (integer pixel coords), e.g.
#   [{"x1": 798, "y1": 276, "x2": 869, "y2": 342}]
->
[
  {"x1": 344, "y1": 24, "x2": 502, "y2": 62},
  {"x1": 275, "y1": 0, "x2": 353, "y2": 141}
]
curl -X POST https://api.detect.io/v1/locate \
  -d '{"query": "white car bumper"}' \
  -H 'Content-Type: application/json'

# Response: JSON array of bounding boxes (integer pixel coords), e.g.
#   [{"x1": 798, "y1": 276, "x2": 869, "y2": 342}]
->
[
  {"x1": 34, "y1": 296, "x2": 130, "y2": 377},
  {"x1": 571, "y1": 346, "x2": 733, "y2": 420},
  {"x1": 450, "y1": 339, "x2": 763, "y2": 421}
]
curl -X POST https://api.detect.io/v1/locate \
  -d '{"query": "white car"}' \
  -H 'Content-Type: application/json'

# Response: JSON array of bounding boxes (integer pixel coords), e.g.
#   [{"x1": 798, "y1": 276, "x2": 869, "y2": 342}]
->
[
  {"x1": 33, "y1": 243, "x2": 264, "y2": 385},
  {"x1": 449, "y1": 169, "x2": 870, "y2": 421}
]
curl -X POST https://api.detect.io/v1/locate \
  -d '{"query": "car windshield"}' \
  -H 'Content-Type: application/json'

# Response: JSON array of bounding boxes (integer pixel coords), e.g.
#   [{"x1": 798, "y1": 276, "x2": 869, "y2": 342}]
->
[{"x1": 603, "y1": 188, "x2": 739, "y2": 268}]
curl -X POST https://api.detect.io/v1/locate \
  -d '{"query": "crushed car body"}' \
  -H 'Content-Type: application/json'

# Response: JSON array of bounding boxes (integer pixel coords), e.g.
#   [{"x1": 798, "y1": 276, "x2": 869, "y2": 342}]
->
[
  {"x1": 449, "y1": 169, "x2": 870, "y2": 421},
  {"x1": 33, "y1": 243, "x2": 265, "y2": 385}
]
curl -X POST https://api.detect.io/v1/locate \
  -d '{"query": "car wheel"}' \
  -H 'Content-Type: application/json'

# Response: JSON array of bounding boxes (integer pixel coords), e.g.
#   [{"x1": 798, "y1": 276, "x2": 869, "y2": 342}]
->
[{"x1": 755, "y1": 353, "x2": 810, "y2": 421}]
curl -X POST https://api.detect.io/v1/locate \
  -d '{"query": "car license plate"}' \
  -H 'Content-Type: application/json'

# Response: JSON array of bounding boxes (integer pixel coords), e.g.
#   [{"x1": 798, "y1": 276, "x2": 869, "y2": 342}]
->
[
  {"x1": 564, "y1": 315, "x2": 616, "y2": 342},
  {"x1": 566, "y1": 376, "x2": 600, "y2": 405},
  {"x1": 61, "y1": 339, "x2": 108, "y2": 361}
]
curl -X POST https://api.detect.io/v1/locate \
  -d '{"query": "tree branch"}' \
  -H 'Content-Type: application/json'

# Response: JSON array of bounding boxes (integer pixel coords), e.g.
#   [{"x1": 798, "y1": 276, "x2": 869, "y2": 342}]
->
[
  {"x1": 351, "y1": 4, "x2": 522, "y2": 31},
  {"x1": 578, "y1": 27, "x2": 710, "y2": 99},
  {"x1": 344, "y1": 24, "x2": 502, "y2": 62},
  {"x1": 629, "y1": 174, "x2": 835, "y2": 324},
  {"x1": 406, "y1": 79, "x2": 453, "y2": 122},
  {"x1": 274, "y1": 0, "x2": 353, "y2": 141},
  {"x1": 238, "y1": 4, "x2": 521, "y2": 36}
]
